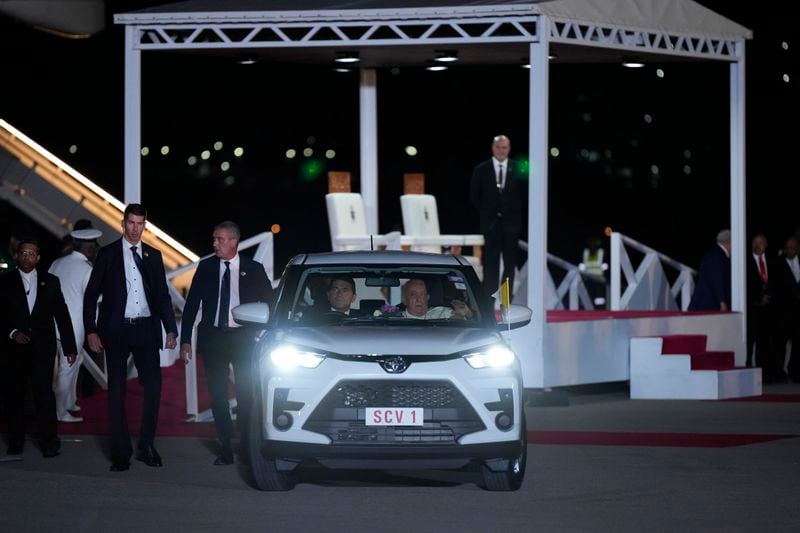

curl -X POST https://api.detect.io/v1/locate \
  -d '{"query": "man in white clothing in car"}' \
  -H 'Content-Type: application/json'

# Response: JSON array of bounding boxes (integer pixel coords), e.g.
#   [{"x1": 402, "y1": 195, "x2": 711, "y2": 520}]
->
[{"x1": 401, "y1": 279, "x2": 472, "y2": 320}]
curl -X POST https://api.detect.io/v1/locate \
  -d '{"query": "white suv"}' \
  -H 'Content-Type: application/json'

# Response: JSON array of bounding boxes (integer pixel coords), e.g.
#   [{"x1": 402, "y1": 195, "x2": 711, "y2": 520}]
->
[{"x1": 233, "y1": 251, "x2": 531, "y2": 491}]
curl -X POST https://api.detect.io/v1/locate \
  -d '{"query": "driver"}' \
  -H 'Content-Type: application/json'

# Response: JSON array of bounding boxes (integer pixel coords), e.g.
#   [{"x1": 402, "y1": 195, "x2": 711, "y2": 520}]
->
[{"x1": 326, "y1": 276, "x2": 363, "y2": 316}]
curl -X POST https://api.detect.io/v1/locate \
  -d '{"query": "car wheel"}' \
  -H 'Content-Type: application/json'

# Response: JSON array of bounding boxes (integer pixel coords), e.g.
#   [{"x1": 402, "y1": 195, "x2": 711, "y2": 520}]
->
[
  {"x1": 480, "y1": 414, "x2": 527, "y2": 491},
  {"x1": 249, "y1": 394, "x2": 295, "y2": 491}
]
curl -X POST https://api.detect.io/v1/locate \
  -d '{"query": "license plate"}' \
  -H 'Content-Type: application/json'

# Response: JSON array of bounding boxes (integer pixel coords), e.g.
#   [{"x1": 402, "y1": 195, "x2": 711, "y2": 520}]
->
[{"x1": 365, "y1": 407, "x2": 424, "y2": 426}]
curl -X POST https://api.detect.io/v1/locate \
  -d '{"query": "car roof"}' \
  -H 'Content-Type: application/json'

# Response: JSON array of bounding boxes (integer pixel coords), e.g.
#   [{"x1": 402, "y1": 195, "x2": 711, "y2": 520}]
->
[{"x1": 290, "y1": 251, "x2": 470, "y2": 266}]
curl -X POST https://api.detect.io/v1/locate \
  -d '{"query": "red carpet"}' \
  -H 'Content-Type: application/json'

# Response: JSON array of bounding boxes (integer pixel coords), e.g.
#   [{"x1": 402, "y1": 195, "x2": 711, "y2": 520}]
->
[
  {"x1": 546, "y1": 310, "x2": 734, "y2": 323},
  {"x1": 529, "y1": 430, "x2": 797, "y2": 447},
  {"x1": 723, "y1": 394, "x2": 800, "y2": 403},
  {"x1": 56, "y1": 361, "x2": 217, "y2": 439}
]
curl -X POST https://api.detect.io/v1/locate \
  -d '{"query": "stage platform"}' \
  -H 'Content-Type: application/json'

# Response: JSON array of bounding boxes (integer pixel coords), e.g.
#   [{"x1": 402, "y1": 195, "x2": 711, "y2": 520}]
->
[{"x1": 508, "y1": 310, "x2": 749, "y2": 395}]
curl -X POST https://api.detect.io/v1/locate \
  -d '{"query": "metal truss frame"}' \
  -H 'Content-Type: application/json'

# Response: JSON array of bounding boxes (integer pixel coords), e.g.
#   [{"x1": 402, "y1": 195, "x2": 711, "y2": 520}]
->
[
  {"x1": 123, "y1": 13, "x2": 741, "y2": 62},
  {"x1": 129, "y1": 16, "x2": 540, "y2": 50},
  {"x1": 548, "y1": 18, "x2": 741, "y2": 61}
]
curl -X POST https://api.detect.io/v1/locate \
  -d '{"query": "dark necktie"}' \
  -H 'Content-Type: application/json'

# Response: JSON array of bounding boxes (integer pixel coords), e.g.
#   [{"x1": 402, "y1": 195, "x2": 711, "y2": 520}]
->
[
  {"x1": 497, "y1": 165, "x2": 504, "y2": 191},
  {"x1": 130, "y1": 245, "x2": 152, "y2": 304},
  {"x1": 758, "y1": 255, "x2": 768, "y2": 284},
  {"x1": 218, "y1": 261, "x2": 231, "y2": 330}
]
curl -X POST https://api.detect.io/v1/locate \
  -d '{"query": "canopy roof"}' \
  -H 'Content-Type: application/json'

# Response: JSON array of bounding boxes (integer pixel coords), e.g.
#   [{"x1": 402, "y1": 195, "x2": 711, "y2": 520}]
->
[{"x1": 115, "y1": 0, "x2": 751, "y2": 66}]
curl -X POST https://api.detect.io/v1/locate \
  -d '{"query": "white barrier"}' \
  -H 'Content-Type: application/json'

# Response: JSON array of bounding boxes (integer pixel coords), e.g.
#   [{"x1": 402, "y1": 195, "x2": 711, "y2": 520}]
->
[{"x1": 610, "y1": 232, "x2": 696, "y2": 311}]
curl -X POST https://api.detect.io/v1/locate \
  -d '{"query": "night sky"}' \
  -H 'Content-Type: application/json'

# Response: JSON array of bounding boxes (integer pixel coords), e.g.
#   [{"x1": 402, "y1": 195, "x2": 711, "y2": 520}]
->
[{"x1": 0, "y1": 1, "x2": 795, "y2": 272}]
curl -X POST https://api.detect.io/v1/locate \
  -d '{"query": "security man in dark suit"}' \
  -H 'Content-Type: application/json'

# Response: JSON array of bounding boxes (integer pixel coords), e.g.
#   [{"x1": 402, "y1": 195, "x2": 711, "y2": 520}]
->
[
  {"x1": 772, "y1": 236, "x2": 800, "y2": 382},
  {"x1": 746, "y1": 232, "x2": 775, "y2": 379},
  {"x1": 0, "y1": 238, "x2": 77, "y2": 457},
  {"x1": 179, "y1": 221, "x2": 273, "y2": 465},
  {"x1": 84, "y1": 204, "x2": 178, "y2": 471},
  {"x1": 470, "y1": 134, "x2": 525, "y2": 297}
]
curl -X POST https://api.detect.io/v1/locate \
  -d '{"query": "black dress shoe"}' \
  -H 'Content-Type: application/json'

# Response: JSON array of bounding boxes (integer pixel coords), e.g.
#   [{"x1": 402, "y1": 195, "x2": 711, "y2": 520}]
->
[
  {"x1": 6, "y1": 444, "x2": 23, "y2": 455},
  {"x1": 110, "y1": 460, "x2": 130, "y2": 472},
  {"x1": 214, "y1": 453, "x2": 234, "y2": 466},
  {"x1": 42, "y1": 439, "x2": 61, "y2": 458},
  {"x1": 136, "y1": 446, "x2": 163, "y2": 467},
  {"x1": 42, "y1": 448, "x2": 60, "y2": 458}
]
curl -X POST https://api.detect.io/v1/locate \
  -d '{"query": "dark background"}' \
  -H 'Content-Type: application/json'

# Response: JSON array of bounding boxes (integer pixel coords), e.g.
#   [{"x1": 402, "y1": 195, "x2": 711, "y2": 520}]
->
[{"x1": 0, "y1": 1, "x2": 796, "y2": 272}]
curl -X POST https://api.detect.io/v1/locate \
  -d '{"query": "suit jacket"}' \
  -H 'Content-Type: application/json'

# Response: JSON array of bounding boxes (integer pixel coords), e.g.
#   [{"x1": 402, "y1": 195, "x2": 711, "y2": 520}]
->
[
  {"x1": 469, "y1": 158, "x2": 525, "y2": 234},
  {"x1": 180, "y1": 254, "x2": 273, "y2": 348},
  {"x1": 746, "y1": 253, "x2": 773, "y2": 309},
  {"x1": 772, "y1": 256, "x2": 800, "y2": 317},
  {"x1": 84, "y1": 239, "x2": 177, "y2": 350},
  {"x1": 0, "y1": 268, "x2": 77, "y2": 358},
  {"x1": 688, "y1": 244, "x2": 730, "y2": 310}
]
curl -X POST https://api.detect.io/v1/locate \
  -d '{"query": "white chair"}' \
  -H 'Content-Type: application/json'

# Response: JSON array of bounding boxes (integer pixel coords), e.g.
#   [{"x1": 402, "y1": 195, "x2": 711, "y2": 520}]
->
[
  {"x1": 325, "y1": 192, "x2": 401, "y2": 251},
  {"x1": 399, "y1": 194, "x2": 484, "y2": 277}
]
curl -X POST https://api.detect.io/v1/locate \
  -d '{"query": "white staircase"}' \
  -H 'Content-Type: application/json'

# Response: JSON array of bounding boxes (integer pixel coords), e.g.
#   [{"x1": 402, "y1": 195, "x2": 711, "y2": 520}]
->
[{"x1": 630, "y1": 334, "x2": 761, "y2": 400}]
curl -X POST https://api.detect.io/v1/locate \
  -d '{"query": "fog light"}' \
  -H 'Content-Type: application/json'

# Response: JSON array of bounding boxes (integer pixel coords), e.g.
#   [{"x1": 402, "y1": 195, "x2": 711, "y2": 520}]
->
[
  {"x1": 495, "y1": 412, "x2": 513, "y2": 431},
  {"x1": 274, "y1": 412, "x2": 293, "y2": 431}
]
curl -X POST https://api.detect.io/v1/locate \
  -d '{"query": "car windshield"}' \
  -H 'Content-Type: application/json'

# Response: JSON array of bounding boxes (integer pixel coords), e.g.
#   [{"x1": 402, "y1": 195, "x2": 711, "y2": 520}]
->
[{"x1": 287, "y1": 267, "x2": 482, "y2": 327}]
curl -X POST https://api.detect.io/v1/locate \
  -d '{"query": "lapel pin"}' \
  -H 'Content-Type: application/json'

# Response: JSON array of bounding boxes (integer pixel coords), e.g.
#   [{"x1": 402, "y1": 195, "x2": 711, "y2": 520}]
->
[{"x1": 241, "y1": 271, "x2": 247, "y2": 277}]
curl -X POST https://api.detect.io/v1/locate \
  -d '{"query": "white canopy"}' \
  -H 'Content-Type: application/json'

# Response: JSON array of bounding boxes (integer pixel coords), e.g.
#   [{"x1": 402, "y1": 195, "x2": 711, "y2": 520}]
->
[{"x1": 114, "y1": 0, "x2": 751, "y2": 387}]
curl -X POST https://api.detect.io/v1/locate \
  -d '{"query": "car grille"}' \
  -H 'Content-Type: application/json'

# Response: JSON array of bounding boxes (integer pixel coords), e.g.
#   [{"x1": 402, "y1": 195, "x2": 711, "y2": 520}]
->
[{"x1": 303, "y1": 379, "x2": 485, "y2": 443}]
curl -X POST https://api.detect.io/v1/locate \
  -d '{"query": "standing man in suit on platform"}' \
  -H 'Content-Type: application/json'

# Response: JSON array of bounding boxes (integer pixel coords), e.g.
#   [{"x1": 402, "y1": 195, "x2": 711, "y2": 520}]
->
[
  {"x1": 0, "y1": 238, "x2": 77, "y2": 457},
  {"x1": 84, "y1": 204, "x2": 178, "y2": 471},
  {"x1": 179, "y1": 221, "x2": 273, "y2": 465},
  {"x1": 470, "y1": 134, "x2": 525, "y2": 298}
]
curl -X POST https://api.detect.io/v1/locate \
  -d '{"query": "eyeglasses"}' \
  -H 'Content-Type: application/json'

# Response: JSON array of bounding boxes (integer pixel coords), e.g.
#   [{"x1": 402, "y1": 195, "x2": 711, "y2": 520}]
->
[{"x1": 18, "y1": 250, "x2": 38, "y2": 258}]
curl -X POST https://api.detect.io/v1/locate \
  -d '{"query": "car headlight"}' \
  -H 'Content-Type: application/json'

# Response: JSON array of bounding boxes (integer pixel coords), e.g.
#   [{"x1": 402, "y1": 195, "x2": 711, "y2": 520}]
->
[
  {"x1": 268, "y1": 344, "x2": 326, "y2": 369},
  {"x1": 463, "y1": 345, "x2": 516, "y2": 369}
]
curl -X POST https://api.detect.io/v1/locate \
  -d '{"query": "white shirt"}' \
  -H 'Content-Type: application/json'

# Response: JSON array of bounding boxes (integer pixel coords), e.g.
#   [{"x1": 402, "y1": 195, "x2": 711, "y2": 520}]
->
[
  {"x1": 492, "y1": 157, "x2": 507, "y2": 189},
  {"x1": 403, "y1": 306, "x2": 454, "y2": 320},
  {"x1": 787, "y1": 256, "x2": 800, "y2": 283},
  {"x1": 752, "y1": 253, "x2": 768, "y2": 279},
  {"x1": 19, "y1": 268, "x2": 37, "y2": 314},
  {"x1": 8, "y1": 269, "x2": 37, "y2": 340},
  {"x1": 718, "y1": 243, "x2": 730, "y2": 258},
  {"x1": 215, "y1": 254, "x2": 241, "y2": 328},
  {"x1": 123, "y1": 238, "x2": 151, "y2": 318},
  {"x1": 49, "y1": 250, "x2": 93, "y2": 344}
]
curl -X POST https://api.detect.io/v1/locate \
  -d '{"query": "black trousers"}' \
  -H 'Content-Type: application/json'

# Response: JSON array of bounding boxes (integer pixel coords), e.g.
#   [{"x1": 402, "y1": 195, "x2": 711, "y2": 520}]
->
[
  {"x1": 483, "y1": 221, "x2": 520, "y2": 297},
  {"x1": 200, "y1": 326, "x2": 255, "y2": 446},
  {"x1": 747, "y1": 304, "x2": 775, "y2": 377},
  {"x1": 775, "y1": 311, "x2": 800, "y2": 380},
  {"x1": 4, "y1": 343, "x2": 58, "y2": 450},
  {"x1": 105, "y1": 318, "x2": 162, "y2": 462}
]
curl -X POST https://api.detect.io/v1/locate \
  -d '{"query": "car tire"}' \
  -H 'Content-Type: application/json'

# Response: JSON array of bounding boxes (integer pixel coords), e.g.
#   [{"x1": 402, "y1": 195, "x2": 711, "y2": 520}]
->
[
  {"x1": 480, "y1": 414, "x2": 527, "y2": 491},
  {"x1": 249, "y1": 394, "x2": 295, "y2": 491}
]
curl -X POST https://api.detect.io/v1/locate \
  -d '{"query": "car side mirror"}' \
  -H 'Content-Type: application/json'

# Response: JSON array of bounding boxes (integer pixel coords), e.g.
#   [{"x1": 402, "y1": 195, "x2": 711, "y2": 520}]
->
[
  {"x1": 232, "y1": 302, "x2": 270, "y2": 326},
  {"x1": 496, "y1": 304, "x2": 532, "y2": 330}
]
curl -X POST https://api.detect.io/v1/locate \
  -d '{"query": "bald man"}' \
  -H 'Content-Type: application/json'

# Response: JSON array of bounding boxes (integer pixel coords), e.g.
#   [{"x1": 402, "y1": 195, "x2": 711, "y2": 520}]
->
[{"x1": 470, "y1": 135, "x2": 525, "y2": 297}]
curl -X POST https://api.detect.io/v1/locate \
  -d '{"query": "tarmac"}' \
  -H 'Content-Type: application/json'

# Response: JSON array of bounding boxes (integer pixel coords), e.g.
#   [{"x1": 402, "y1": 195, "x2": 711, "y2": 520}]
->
[{"x1": 1, "y1": 382, "x2": 799, "y2": 532}]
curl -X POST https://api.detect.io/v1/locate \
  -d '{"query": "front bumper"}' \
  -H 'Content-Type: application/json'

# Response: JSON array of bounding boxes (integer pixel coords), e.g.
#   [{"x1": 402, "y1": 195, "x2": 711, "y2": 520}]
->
[{"x1": 256, "y1": 356, "x2": 523, "y2": 452}]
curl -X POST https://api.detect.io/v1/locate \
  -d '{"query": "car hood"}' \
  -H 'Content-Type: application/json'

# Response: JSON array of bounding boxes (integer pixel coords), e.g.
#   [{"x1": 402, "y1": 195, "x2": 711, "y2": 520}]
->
[{"x1": 273, "y1": 326, "x2": 502, "y2": 355}]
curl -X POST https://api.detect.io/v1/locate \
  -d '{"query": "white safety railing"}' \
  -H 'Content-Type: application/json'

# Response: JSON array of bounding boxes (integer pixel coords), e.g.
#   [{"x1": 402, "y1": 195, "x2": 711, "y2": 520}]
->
[
  {"x1": 515, "y1": 240, "x2": 604, "y2": 310},
  {"x1": 166, "y1": 231, "x2": 275, "y2": 421},
  {"x1": 610, "y1": 232, "x2": 696, "y2": 311}
]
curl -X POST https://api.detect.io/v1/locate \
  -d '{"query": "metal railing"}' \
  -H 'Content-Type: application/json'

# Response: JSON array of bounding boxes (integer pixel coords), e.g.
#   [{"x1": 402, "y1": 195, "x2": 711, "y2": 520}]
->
[
  {"x1": 515, "y1": 240, "x2": 605, "y2": 310},
  {"x1": 610, "y1": 232, "x2": 696, "y2": 311}
]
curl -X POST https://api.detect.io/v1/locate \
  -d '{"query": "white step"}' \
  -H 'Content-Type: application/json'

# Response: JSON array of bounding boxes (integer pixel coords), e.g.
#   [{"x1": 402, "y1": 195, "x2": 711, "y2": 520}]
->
[{"x1": 630, "y1": 337, "x2": 762, "y2": 400}]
